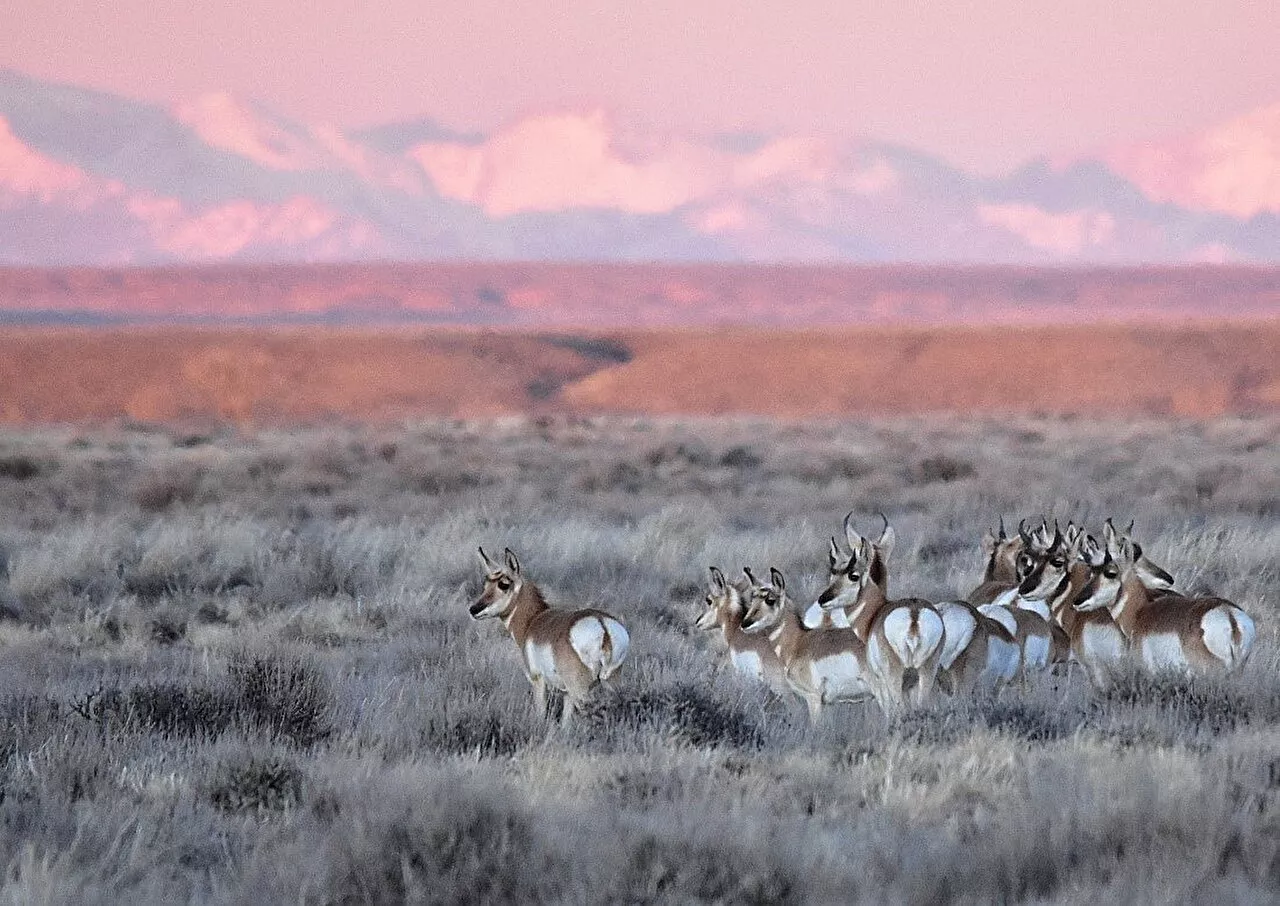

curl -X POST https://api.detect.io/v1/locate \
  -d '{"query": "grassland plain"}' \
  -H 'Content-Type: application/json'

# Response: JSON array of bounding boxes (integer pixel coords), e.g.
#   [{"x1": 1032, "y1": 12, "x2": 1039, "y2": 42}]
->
[{"x1": 0, "y1": 414, "x2": 1277, "y2": 904}]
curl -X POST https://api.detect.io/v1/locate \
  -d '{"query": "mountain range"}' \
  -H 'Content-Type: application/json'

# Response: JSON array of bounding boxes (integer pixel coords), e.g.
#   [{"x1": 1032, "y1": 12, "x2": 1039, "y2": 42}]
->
[{"x1": 3, "y1": 68, "x2": 1280, "y2": 265}]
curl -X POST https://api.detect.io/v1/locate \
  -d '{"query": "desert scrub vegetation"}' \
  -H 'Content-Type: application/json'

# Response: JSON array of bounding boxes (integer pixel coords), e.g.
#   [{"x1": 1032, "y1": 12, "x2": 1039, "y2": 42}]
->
[{"x1": 0, "y1": 415, "x2": 1277, "y2": 903}]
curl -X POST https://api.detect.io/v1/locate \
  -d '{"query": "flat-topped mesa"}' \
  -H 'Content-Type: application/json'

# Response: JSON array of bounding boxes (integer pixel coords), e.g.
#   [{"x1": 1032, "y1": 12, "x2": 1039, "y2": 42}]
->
[
  {"x1": 1074, "y1": 527, "x2": 1255, "y2": 675},
  {"x1": 471, "y1": 546, "x2": 630, "y2": 723},
  {"x1": 696, "y1": 566, "x2": 787, "y2": 693},
  {"x1": 738, "y1": 566, "x2": 874, "y2": 721},
  {"x1": 814, "y1": 514, "x2": 945, "y2": 711}
]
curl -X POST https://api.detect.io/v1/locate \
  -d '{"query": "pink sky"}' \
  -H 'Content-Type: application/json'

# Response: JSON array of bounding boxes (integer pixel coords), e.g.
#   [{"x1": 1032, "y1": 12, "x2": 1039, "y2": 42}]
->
[{"x1": 4, "y1": 0, "x2": 1280, "y2": 174}]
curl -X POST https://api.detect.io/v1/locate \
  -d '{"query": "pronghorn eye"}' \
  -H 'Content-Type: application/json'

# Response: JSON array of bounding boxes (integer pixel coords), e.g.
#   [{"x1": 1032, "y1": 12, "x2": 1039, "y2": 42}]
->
[
  {"x1": 1050, "y1": 557, "x2": 1065, "y2": 568},
  {"x1": 847, "y1": 567, "x2": 860, "y2": 580},
  {"x1": 497, "y1": 578, "x2": 513, "y2": 591},
  {"x1": 1104, "y1": 567, "x2": 1118, "y2": 578}
]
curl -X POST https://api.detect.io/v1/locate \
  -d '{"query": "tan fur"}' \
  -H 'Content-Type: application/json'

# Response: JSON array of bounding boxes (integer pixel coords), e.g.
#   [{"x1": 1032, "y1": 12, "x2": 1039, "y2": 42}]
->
[
  {"x1": 471, "y1": 547, "x2": 629, "y2": 723},
  {"x1": 739, "y1": 567, "x2": 874, "y2": 721},
  {"x1": 697, "y1": 567, "x2": 788, "y2": 693}
]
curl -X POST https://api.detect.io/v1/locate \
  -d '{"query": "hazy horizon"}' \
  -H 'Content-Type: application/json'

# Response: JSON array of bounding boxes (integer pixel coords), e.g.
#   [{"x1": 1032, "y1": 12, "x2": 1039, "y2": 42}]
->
[{"x1": 6, "y1": 1, "x2": 1280, "y2": 175}]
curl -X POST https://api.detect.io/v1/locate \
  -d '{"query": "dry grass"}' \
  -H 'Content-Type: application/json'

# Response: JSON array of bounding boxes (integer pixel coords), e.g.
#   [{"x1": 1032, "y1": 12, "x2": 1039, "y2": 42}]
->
[{"x1": 0, "y1": 414, "x2": 1278, "y2": 903}]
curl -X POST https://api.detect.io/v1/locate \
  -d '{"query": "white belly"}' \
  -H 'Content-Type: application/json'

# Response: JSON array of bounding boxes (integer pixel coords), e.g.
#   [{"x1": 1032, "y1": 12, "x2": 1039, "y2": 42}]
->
[
  {"x1": 730, "y1": 648, "x2": 765, "y2": 681},
  {"x1": 1080, "y1": 623, "x2": 1126, "y2": 667},
  {"x1": 805, "y1": 652, "x2": 873, "y2": 702},
  {"x1": 524, "y1": 639, "x2": 565, "y2": 690},
  {"x1": 1140, "y1": 633, "x2": 1189, "y2": 671},
  {"x1": 1022, "y1": 633, "x2": 1050, "y2": 671},
  {"x1": 983, "y1": 635, "x2": 1021, "y2": 683}
]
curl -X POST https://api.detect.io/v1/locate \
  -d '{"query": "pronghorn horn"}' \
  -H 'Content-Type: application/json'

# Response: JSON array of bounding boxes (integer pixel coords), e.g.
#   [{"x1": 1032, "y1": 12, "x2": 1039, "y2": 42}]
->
[
  {"x1": 769, "y1": 567, "x2": 785, "y2": 592},
  {"x1": 503, "y1": 547, "x2": 521, "y2": 575},
  {"x1": 843, "y1": 511, "x2": 862, "y2": 549},
  {"x1": 828, "y1": 535, "x2": 843, "y2": 564},
  {"x1": 998, "y1": 516, "x2": 1007, "y2": 540},
  {"x1": 1125, "y1": 519, "x2": 1135, "y2": 535},
  {"x1": 1018, "y1": 518, "x2": 1032, "y2": 545}
]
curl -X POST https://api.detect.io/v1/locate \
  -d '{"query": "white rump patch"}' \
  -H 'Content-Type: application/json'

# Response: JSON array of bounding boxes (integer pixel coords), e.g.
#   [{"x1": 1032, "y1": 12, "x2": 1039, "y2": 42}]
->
[
  {"x1": 1200, "y1": 606, "x2": 1254, "y2": 669},
  {"x1": 569, "y1": 615, "x2": 629, "y2": 680},
  {"x1": 883, "y1": 606, "x2": 943, "y2": 668},
  {"x1": 936, "y1": 601, "x2": 977, "y2": 671},
  {"x1": 599, "y1": 616, "x2": 630, "y2": 678},
  {"x1": 990, "y1": 587, "x2": 1021, "y2": 610}
]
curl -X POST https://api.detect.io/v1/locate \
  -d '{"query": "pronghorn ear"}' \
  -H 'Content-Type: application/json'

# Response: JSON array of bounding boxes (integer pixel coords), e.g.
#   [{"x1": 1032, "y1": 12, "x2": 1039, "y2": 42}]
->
[
  {"x1": 742, "y1": 566, "x2": 758, "y2": 588},
  {"x1": 769, "y1": 567, "x2": 785, "y2": 592},
  {"x1": 503, "y1": 548, "x2": 521, "y2": 576},
  {"x1": 477, "y1": 546, "x2": 497, "y2": 569},
  {"x1": 857, "y1": 537, "x2": 874, "y2": 565},
  {"x1": 876, "y1": 522, "x2": 896, "y2": 561},
  {"x1": 1018, "y1": 518, "x2": 1033, "y2": 546},
  {"x1": 1103, "y1": 518, "x2": 1117, "y2": 547},
  {"x1": 981, "y1": 529, "x2": 997, "y2": 556},
  {"x1": 708, "y1": 566, "x2": 727, "y2": 591}
]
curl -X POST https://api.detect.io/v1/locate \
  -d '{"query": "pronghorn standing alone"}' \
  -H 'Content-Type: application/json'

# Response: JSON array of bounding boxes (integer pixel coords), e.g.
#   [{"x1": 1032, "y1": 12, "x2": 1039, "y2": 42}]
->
[
  {"x1": 1073, "y1": 532, "x2": 1256, "y2": 675},
  {"x1": 738, "y1": 566, "x2": 875, "y2": 721},
  {"x1": 815, "y1": 515, "x2": 945, "y2": 711},
  {"x1": 696, "y1": 566, "x2": 788, "y2": 693},
  {"x1": 471, "y1": 547, "x2": 630, "y2": 723}
]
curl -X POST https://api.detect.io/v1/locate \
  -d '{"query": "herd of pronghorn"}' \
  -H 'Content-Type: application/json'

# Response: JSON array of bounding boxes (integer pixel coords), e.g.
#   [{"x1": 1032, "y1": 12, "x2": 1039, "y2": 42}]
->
[{"x1": 471, "y1": 515, "x2": 1258, "y2": 723}]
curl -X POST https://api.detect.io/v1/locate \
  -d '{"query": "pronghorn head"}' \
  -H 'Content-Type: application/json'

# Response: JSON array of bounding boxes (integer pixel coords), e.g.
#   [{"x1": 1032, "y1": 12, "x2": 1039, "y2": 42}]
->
[
  {"x1": 1104, "y1": 518, "x2": 1176, "y2": 592},
  {"x1": 740, "y1": 566, "x2": 788, "y2": 634},
  {"x1": 816, "y1": 512, "x2": 893, "y2": 613},
  {"x1": 980, "y1": 516, "x2": 1024, "y2": 583},
  {"x1": 697, "y1": 566, "x2": 746, "y2": 631},
  {"x1": 1014, "y1": 517, "x2": 1059, "y2": 581},
  {"x1": 1016, "y1": 526, "x2": 1073, "y2": 600},
  {"x1": 471, "y1": 546, "x2": 524, "y2": 620},
  {"x1": 1073, "y1": 532, "x2": 1132, "y2": 612}
]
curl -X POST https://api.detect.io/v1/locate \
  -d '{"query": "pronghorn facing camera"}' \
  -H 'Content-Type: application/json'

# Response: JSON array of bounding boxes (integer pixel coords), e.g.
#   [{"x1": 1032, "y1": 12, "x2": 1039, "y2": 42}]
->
[
  {"x1": 738, "y1": 566, "x2": 875, "y2": 721},
  {"x1": 1074, "y1": 533, "x2": 1256, "y2": 675},
  {"x1": 471, "y1": 547, "x2": 630, "y2": 723},
  {"x1": 816, "y1": 514, "x2": 945, "y2": 711},
  {"x1": 697, "y1": 566, "x2": 788, "y2": 692}
]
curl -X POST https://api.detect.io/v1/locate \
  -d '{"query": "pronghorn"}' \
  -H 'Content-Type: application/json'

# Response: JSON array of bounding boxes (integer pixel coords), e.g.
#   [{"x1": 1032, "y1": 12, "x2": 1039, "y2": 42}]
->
[
  {"x1": 1016, "y1": 527, "x2": 1125, "y2": 689},
  {"x1": 471, "y1": 547, "x2": 630, "y2": 723},
  {"x1": 696, "y1": 566, "x2": 788, "y2": 692},
  {"x1": 1073, "y1": 531, "x2": 1256, "y2": 675},
  {"x1": 969, "y1": 518, "x2": 1069, "y2": 676},
  {"x1": 967, "y1": 517, "x2": 1025, "y2": 605},
  {"x1": 738, "y1": 566, "x2": 875, "y2": 721},
  {"x1": 815, "y1": 515, "x2": 945, "y2": 711}
]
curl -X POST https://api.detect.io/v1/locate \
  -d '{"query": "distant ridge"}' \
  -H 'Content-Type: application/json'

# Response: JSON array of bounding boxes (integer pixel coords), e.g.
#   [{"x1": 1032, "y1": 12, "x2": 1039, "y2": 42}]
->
[
  {"x1": 5, "y1": 69, "x2": 1280, "y2": 265},
  {"x1": 0, "y1": 263, "x2": 1276, "y2": 327}
]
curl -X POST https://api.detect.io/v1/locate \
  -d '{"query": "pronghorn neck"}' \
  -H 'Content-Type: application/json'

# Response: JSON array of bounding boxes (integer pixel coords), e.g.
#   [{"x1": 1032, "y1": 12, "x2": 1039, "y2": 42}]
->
[
  {"x1": 1107, "y1": 573, "x2": 1149, "y2": 639},
  {"x1": 767, "y1": 607, "x2": 805, "y2": 665},
  {"x1": 502, "y1": 582, "x2": 551, "y2": 648},
  {"x1": 847, "y1": 581, "x2": 887, "y2": 642},
  {"x1": 1050, "y1": 561, "x2": 1090, "y2": 625}
]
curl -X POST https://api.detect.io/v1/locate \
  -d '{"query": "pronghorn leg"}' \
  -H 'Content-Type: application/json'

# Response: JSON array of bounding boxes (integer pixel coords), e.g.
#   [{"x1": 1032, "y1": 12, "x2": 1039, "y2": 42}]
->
[
  {"x1": 805, "y1": 695, "x2": 822, "y2": 724},
  {"x1": 561, "y1": 695, "x2": 578, "y2": 726},
  {"x1": 531, "y1": 676, "x2": 549, "y2": 718}
]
